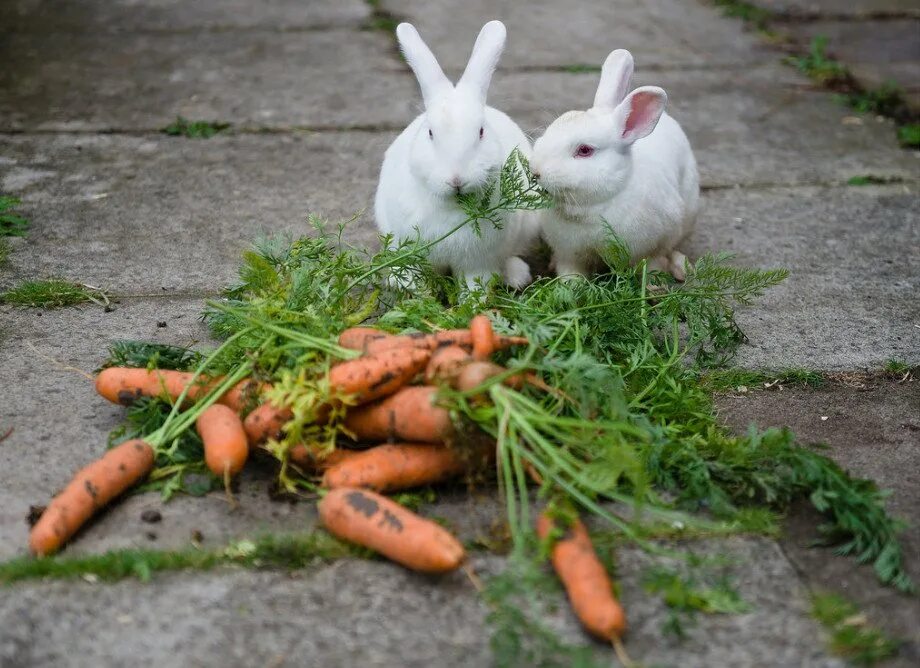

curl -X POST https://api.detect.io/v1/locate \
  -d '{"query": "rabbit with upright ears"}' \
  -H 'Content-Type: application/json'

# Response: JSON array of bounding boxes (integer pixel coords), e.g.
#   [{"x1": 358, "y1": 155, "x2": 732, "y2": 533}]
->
[
  {"x1": 375, "y1": 20, "x2": 537, "y2": 289},
  {"x1": 531, "y1": 49, "x2": 699, "y2": 280}
]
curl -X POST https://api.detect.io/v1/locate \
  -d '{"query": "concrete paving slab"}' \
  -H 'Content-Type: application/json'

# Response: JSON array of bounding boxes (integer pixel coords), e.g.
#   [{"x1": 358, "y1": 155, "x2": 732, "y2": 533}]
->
[
  {"x1": 381, "y1": 0, "x2": 776, "y2": 70},
  {"x1": 753, "y1": 0, "x2": 919, "y2": 18},
  {"x1": 494, "y1": 64, "x2": 919, "y2": 186},
  {"x1": 0, "y1": 297, "x2": 212, "y2": 558},
  {"x1": 0, "y1": 0, "x2": 371, "y2": 32},
  {"x1": 781, "y1": 19, "x2": 920, "y2": 109},
  {"x1": 0, "y1": 30, "x2": 416, "y2": 131},
  {"x1": 688, "y1": 184, "x2": 920, "y2": 370},
  {"x1": 0, "y1": 132, "x2": 388, "y2": 293},
  {"x1": 0, "y1": 539, "x2": 840, "y2": 667},
  {"x1": 717, "y1": 378, "x2": 920, "y2": 663}
]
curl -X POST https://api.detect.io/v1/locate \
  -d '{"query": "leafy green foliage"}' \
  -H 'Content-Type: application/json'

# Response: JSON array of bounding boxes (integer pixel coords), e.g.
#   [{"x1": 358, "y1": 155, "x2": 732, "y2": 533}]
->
[
  {"x1": 0, "y1": 532, "x2": 359, "y2": 584},
  {"x1": 643, "y1": 566, "x2": 750, "y2": 638},
  {"x1": 786, "y1": 37, "x2": 849, "y2": 86},
  {"x1": 699, "y1": 367, "x2": 824, "y2": 392},
  {"x1": 898, "y1": 123, "x2": 920, "y2": 148},
  {"x1": 846, "y1": 82, "x2": 907, "y2": 117},
  {"x1": 712, "y1": 0, "x2": 774, "y2": 32},
  {"x1": 108, "y1": 398, "x2": 217, "y2": 500},
  {"x1": 101, "y1": 340, "x2": 203, "y2": 371},
  {"x1": 0, "y1": 195, "x2": 29, "y2": 237},
  {"x1": 0, "y1": 279, "x2": 108, "y2": 308},
  {"x1": 485, "y1": 554, "x2": 603, "y2": 668},
  {"x1": 161, "y1": 116, "x2": 231, "y2": 139},
  {"x1": 883, "y1": 359, "x2": 910, "y2": 376},
  {"x1": 811, "y1": 593, "x2": 900, "y2": 665}
]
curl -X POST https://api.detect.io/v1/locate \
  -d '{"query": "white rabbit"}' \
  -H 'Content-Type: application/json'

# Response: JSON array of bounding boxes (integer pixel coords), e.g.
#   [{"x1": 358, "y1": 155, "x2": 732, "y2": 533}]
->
[
  {"x1": 530, "y1": 49, "x2": 699, "y2": 280},
  {"x1": 375, "y1": 20, "x2": 537, "y2": 289}
]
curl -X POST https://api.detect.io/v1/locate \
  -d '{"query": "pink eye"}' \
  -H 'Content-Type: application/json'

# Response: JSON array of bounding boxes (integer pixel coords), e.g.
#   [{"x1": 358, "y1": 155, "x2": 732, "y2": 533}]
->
[
  {"x1": 428, "y1": 128, "x2": 433, "y2": 140},
  {"x1": 574, "y1": 144, "x2": 595, "y2": 158},
  {"x1": 479, "y1": 126, "x2": 484, "y2": 139}
]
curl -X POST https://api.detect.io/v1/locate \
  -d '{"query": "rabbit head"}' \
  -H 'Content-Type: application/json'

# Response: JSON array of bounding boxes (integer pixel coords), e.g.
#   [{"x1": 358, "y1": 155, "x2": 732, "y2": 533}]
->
[
  {"x1": 397, "y1": 20, "x2": 509, "y2": 197},
  {"x1": 531, "y1": 50, "x2": 668, "y2": 205}
]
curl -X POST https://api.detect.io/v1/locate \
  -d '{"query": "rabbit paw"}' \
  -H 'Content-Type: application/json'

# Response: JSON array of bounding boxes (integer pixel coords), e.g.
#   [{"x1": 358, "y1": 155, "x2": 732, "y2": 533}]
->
[
  {"x1": 668, "y1": 251, "x2": 688, "y2": 282},
  {"x1": 504, "y1": 256, "x2": 532, "y2": 289}
]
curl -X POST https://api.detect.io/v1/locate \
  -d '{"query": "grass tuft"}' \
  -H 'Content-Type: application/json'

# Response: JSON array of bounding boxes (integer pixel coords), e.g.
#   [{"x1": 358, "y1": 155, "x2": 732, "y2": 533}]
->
[
  {"x1": 712, "y1": 0, "x2": 774, "y2": 32},
  {"x1": 786, "y1": 36, "x2": 849, "y2": 87},
  {"x1": 700, "y1": 367, "x2": 824, "y2": 392},
  {"x1": 0, "y1": 195, "x2": 30, "y2": 238},
  {"x1": 0, "y1": 531, "x2": 361, "y2": 584},
  {"x1": 897, "y1": 123, "x2": 920, "y2": 149},
  {"x1": 0, "y1": 279, "x2": 108, "y2": 308},
  {"x1": 811, "y1": 593, "x2": 900, "y2": 665},
  {"x1": 161, "y1": 116, "x2": 231, "y2": 139}
]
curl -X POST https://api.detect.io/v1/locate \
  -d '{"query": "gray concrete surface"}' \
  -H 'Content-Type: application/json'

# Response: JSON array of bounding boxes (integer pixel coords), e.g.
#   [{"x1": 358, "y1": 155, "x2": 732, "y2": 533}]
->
[
  {"x1": 688, "y1": 184, "x2": 920, "y2": 369},
  {"x1": 1, "y1": 0, "x2": 918, "y2": 665},
  {"x1": 0, "y1": 0, "x2": 371, "y2": 32},
  {"x1": 717, "y1": 377, "x2": 920, "y2": 665},
  {"x1": 0, "y1": 540, "x2": 842, "y2": 668}
]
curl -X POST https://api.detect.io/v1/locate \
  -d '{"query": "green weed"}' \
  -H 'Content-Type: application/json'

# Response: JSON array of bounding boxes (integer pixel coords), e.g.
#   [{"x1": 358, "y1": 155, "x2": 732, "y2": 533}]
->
[
  {"x1": 0, "y1": 279, "x2": 109, "y2": 308},
  {"x1": 712, "y1": 0, "x2": 774, "y2": 32},
  {"x1": 897, "y1": 123, "x2": 920, "y2": 148},
  {"x1": 643, "y1": 566, "x2": 750, "y2": 638},
  {"x1": 363, "y1": 0, "x2": 400, "y2": 34},
  {"x1": 845, "y1": 81, "x2": 907, "y2": 117},
  {"x1": 0, "y1": 196, "x2": 29, "y2": 238},
  {"x1": 847, "y1": 175, "x2": 898, "y2": 186},
  {"x1": 883, "y1": 359, "x2": 911, "y2": 377},
  {"x1": 0, "y1": 532, "x2": 359, "y2": 584},
  {"x1": 786, "y1": 36, "x2": 848, "y2": 86},
  {"x1": 559, "y1": 64, "x2": 603, "y2": 74},
  {"x1": 161, "y1": 116, "x2": 231, "y2": 139},
  {"x1": 811, "y1": 593, "x2": 900, "y2": 666},
  {"x1": 701, "y1": 367, "x2": 824, "y2": 391}
]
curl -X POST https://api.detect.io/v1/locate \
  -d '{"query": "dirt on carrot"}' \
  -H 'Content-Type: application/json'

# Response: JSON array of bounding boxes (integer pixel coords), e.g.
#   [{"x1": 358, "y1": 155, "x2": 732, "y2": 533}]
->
[
  {"x1": 319, "y1": 487, "x2": 465, "y2": 572},
  {"x1": 29, "y1": 439, "x2": 155, "y2": 556},
  {"x1": 537, "y1": 511, "x2": 627, "y2": 641}
]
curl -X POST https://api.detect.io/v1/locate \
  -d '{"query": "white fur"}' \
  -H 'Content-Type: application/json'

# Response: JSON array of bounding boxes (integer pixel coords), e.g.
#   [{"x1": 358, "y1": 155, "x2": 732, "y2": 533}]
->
[
  {"x1": 531, "y1": 50, "x2": 699, "y2": 280},
  {"x1": 375, "y1": 21, "x2": 538, "y2": 289}
]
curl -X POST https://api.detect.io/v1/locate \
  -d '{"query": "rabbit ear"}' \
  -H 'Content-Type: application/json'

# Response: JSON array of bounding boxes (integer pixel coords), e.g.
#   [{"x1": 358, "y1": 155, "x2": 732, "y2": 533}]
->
[
  {"x1": 613, "y1": 86, "x2": 668, "y2": 144},
  {"x1": 397, "y1": 22, "x2": 452, "y2": 107},
  {"x1": 457, "y1": 20, "x2": 507, "y2": 102},
  {"x1": 593, "y1": 49, "x2": 634, "y2": 110}
]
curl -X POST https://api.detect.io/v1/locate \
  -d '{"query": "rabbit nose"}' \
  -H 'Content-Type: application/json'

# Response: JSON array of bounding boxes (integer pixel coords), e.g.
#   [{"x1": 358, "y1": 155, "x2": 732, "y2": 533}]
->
[{"x1": 448, "y1": 176, "x2": 464, "y2": 191}]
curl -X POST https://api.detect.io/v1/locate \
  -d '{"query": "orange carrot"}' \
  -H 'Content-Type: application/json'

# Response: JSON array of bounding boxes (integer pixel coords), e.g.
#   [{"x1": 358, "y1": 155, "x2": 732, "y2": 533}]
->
[
  {"x1": 338, "y1": 327, "x2": 390, "y2": 351},
  {"x1": 536, "y1": 512, "x2": 627, "y2": 641},
  {"x1": 95, "y1": 367, "x2": 266, "y2": 411},
  {"x1": 322, "y1": 443, "x2": 469, "y2": 492},
  {"x1": 329, "y1": 347, "x2": 430, "y2": 404},
  {"x1": 424, "y1": 345, "x2": 472, "y2": 384},
  {"x1": 319, "y1": 487, "x2": 465, "y2": 572},
  {"x1": 470, "y1": 314, "x2": 495, "y2": 360},
  {"x1": 95, "y1": 367, "x2": 208, "y2": 406},
  {"x1": 29, "y1": 439, "x2": 156, "y2": 556},
  {"x1": 196, "y1": 404, "x2": 248, "y2": 481},
  {"x1": 288, "y1": 443, "x2": 361, "y2": 471},
  {"x1": 243, "y1": 401, "x2": 293, "y2": 444},
  {"x1": 220, "y1": 378, "x2": 268, "y2": 413},
  {"x1": 364, "y1": 332, "x2": 433, "y2": 355},
  {"x1": 343, "y1": 386, "x2": 453, "y2": 443},
  {"x1": 453, "y1": 361, "x2": 520, "y2": 392}
]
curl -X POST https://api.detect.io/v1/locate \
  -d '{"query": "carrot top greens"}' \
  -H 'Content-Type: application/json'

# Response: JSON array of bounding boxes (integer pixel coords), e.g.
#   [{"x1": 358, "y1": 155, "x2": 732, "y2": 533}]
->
[{"x1": 93, "y1": 150, "x2": 911, "y2": 663}]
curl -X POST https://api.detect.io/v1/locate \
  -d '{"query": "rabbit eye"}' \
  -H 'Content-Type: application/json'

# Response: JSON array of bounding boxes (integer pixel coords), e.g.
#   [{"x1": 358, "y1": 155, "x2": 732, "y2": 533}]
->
[
  {"x1": 574, "y1": 144, "x2": 595, "y2": 158},
  {"x1": 428, "y1": 128, "x2": 434, "y2": 140},
  {"x1": 479, "y1": 126, "x2": 484, "y2": 140}
]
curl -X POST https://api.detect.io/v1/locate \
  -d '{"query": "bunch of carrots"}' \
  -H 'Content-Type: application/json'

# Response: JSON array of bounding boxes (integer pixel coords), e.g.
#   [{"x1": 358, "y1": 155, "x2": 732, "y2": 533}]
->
[{"x1": 28, "y1": 315, "x2": 626, "y2": 644}]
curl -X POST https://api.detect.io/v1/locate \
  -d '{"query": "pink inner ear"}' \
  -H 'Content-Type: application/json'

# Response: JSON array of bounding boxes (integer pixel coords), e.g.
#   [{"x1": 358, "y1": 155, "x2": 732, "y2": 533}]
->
[{"x1": 622, "y1": 91, "x2": 662, "y2": 139}]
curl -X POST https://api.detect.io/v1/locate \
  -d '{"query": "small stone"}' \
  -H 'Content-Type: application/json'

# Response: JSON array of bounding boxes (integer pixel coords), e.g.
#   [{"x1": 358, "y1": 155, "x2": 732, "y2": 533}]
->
[
  {"x1": 156, "y1": 321, "x2": 167, "y2": 328},
  {"x1": 141, "y1": 509, "x2": 162, "y2": 523}
]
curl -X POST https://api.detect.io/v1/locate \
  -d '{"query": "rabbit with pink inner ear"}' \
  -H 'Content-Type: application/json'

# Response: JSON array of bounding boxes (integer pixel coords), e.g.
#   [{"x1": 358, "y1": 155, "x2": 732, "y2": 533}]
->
[
  {"x1": 530, "y1": 49, "x2": 699, "y2": 280},
  {"x1": 375, "y1": 21, "x2": 538, "y2": 289}
]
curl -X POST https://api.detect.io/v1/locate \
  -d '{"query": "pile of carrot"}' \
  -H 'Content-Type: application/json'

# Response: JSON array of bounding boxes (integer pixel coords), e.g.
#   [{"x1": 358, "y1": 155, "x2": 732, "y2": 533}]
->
[{"x1": 28, "y1": 314, "x2": 628, "y2": 645}]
